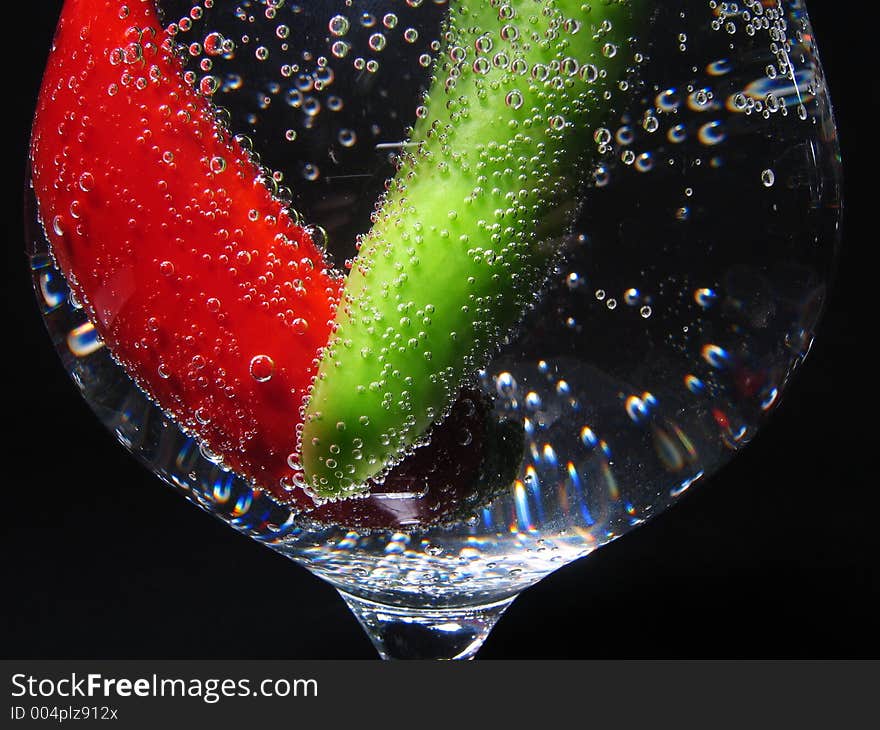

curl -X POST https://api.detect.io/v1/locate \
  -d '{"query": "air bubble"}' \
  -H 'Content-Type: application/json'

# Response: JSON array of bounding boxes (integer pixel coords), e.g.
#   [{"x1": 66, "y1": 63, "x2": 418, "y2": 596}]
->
[
  {"x1": 78, "y1": 172, "x2": 95, "y2": 192},
  {"x1": 338, "y1": 129, "x2": 357, "y2": 147},
  {"x1": 328, "y1": 15, "x2": 349, "y2": 37},
  {"x1": 496, "y1": 371, "x2": 517, "y2": 398},
  {"x1": 249, "y1": 355, "x2": 275, "y2": 382}
]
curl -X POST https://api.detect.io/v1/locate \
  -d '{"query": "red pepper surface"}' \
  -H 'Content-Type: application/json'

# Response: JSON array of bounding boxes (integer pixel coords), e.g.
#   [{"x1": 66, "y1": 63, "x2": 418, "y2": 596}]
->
[{"x1": 30, "y1": 0, "x2": 342, "y2": 507}]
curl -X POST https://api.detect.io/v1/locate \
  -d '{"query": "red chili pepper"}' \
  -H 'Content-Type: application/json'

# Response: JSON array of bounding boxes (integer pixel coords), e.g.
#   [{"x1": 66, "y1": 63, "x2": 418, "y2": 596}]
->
[{"x1": 30, "y1": 0, "x2": 341, "y2": 506}]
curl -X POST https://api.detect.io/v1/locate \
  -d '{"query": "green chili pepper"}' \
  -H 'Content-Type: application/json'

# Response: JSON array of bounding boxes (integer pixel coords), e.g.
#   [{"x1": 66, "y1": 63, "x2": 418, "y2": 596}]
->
[{"x1": 303, "y1": 0, "x2": 647, "y2": 498}]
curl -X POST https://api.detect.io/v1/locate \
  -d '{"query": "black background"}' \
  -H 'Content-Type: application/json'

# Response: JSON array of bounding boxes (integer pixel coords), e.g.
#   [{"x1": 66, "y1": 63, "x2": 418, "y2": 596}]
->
[{"x1": 4, "y1": 2, "x2": 875, "y2": 659}]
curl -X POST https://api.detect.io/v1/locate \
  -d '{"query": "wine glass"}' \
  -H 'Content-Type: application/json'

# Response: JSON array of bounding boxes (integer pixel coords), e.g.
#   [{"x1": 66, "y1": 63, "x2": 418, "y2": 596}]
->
[{"x1": 26, "y1": 0, "x2": 841, "y2": 659}]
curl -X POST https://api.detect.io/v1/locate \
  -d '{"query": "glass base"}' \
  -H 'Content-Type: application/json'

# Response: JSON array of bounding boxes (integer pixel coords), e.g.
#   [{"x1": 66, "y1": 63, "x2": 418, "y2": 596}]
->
[{"x1": 339, "y1": 591, "x2": 516, "y2": 660}]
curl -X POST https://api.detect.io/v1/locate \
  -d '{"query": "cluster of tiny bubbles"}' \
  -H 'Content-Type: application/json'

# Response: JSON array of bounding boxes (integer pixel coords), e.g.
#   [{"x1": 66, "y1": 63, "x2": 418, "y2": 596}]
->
[
  {"x1": 581, "y1": 0, "x2": 824, "y2": 207},
  {"x1": 159, "y1": 0, "x2": 446, "y2": 253},
  {"x1": 155, "y1": 0, "x2": 454, "y2": 268},
  {"x1": 556, "y1": 265, "x2": 655, "y2": 327}
]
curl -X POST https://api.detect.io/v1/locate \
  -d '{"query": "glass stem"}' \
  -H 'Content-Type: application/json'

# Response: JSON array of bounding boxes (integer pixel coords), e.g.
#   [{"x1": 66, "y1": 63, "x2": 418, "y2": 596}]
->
[{"x1": 338, "y1": 591, "x2": 517, "y2": 660}]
